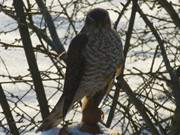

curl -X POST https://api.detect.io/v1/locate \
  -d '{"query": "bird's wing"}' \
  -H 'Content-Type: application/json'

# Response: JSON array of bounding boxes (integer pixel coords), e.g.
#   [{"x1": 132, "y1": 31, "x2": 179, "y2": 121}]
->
[
  {"x1": 36, "y1": 34, "x2": 88, "y2": 132},
  {"x1": 62, "y1": 33, "x2": 88, "y2": 116}
]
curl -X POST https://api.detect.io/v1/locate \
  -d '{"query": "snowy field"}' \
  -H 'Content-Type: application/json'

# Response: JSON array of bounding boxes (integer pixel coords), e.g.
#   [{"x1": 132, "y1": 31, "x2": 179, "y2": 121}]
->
[{"x1": 0, "y1": 0, "x2": 180, "y2": 135}]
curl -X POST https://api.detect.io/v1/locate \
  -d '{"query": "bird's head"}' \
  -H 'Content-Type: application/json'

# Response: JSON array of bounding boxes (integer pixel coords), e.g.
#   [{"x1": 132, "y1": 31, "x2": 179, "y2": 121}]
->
[{"x1": 85, "y1": 8, "x2": 111, "y2": 28}]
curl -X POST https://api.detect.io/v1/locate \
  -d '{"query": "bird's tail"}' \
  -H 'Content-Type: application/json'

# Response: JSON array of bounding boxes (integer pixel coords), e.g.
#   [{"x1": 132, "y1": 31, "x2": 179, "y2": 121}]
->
[{"x1": 36, "y1": 96, "x2": 65, "y2": 132}]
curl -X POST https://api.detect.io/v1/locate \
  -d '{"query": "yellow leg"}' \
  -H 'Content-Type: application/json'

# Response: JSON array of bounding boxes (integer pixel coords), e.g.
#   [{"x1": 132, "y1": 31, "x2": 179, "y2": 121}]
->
[{"x1": 80, "y1": 96, "x2": 103, "y2": 133}]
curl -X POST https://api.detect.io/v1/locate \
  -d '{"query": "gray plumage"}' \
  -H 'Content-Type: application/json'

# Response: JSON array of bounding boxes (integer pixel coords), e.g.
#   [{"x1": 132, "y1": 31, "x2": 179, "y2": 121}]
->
[{"x1": 36, "y1": 8, "x2": 124, "y2": 132}]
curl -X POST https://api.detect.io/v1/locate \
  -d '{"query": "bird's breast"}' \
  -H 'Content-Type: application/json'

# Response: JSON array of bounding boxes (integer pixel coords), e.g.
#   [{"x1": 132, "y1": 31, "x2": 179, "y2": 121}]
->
[
  {"x1": 78, "y1": 28, "x2": 124, "y2": 95},
  {"x1": 83, "y1": 29, "x2": 123, "y2": 76}
]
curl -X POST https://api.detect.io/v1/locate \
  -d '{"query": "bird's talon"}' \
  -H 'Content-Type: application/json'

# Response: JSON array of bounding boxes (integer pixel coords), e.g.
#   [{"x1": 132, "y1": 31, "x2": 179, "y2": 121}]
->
[{"x1": 98, "y1": 108, "x2": 104, "y2": 120}]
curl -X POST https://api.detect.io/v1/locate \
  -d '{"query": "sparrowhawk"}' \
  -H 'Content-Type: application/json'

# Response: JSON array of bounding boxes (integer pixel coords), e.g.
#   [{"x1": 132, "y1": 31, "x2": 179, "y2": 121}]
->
[{"x1": 37, "y1": 8, "x2": 124, "y2": 132}]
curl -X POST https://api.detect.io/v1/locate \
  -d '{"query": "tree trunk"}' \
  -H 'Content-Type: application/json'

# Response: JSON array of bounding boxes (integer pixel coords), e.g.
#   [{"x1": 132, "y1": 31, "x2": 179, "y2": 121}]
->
[{"x1": 13, "y1": 0, "x2": 49, "y2": 120}]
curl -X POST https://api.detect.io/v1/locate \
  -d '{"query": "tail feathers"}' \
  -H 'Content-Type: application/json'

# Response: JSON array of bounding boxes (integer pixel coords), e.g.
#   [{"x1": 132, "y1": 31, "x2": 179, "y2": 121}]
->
[
  {"x1": 36, "y1": 113, "x2": 63, "y2": 132},
  {"x1": 36, "y1": 92, "x2": 85, "y2": 132},
  {"x1": 36, "y1": 96, "x2": 65, "y2": 132}
]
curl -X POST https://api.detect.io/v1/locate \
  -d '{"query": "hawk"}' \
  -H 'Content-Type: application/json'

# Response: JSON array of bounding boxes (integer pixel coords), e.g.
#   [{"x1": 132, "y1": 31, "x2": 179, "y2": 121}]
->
[{"x1": 37, "y1": 8, "x2": 124, "y2": 132}]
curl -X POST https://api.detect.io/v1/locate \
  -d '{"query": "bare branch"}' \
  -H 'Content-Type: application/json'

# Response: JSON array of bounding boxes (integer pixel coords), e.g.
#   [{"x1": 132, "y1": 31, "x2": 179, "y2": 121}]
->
[
  {"x1": 158, "y1": 0, "x2": 180, "y2": 28},
  {"x1": 13, "y1": 0, "x2": 49, "y2": 120},
  {"x1": 0, "y1": 84, "x2": 19, "y2": 135}
]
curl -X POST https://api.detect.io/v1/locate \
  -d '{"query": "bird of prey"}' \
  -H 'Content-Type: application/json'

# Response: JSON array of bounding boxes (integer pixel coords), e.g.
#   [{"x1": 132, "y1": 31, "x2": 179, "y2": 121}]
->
[{"x1": 37, "y1": 8, "x2": 124, "y2": 132}]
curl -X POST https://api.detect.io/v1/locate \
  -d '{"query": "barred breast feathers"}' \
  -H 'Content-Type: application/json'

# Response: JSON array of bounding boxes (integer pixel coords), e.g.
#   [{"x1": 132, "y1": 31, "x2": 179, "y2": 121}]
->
[
  {"x1": 76, "y1": 27, "x2": 124, "y2": 95},
  {"x1": 81, "y1": 27, "x2": 124, "y2": 75}
]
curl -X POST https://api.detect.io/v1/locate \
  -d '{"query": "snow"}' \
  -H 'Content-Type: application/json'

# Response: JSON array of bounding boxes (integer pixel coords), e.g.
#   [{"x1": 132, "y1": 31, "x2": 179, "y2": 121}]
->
[
  {"x1": 40, "y1": 128, "x2": 60, "y2": 135},
  {"x1": 39, "y1": 124, "x2": 120, "y2": 135}
]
